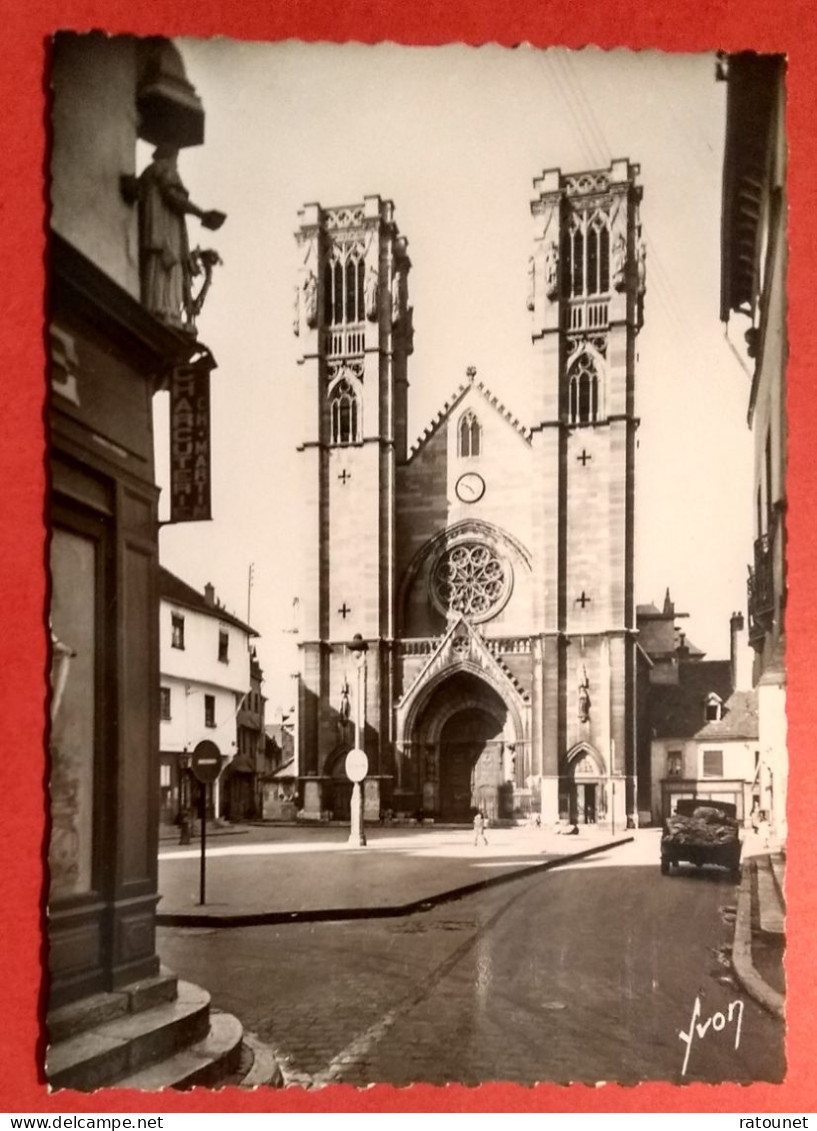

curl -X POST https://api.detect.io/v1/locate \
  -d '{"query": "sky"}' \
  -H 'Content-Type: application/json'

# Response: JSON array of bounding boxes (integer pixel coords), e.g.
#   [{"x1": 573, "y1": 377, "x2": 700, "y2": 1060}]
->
[{"x1": 151, "y1": 41, "x2": 754, "y2": 710}]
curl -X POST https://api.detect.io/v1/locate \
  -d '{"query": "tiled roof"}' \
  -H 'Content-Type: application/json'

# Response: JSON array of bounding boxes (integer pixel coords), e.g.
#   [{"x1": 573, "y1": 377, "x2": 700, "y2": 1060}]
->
[
  {"x1": 159, "y1": 567, "x2": 258, "y2": 637},
  {"x1": 265, "y1": 724, "x2": 295, "y2": 757},
  {"x1": 649, "y1": 660, "x2": 733, "y2": 739},
  {"x1": 696, "y1": 689, "x2": 758, "y2": 741}
]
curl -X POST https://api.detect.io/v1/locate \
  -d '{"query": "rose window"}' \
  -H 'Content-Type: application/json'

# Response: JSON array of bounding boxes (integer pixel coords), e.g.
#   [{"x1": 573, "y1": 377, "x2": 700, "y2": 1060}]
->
[{"x1": 430, "y1": 542, "x2": 510, "y2": 621}]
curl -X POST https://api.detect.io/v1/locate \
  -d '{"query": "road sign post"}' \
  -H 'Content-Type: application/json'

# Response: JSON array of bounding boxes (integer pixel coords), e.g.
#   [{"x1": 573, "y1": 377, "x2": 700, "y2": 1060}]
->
[
  {"x1": 190, "y1": 741, "x2": 223, "y2": 905},
  {"x1": 345, "y1": 747, "x2": 368, "y2": 848}
]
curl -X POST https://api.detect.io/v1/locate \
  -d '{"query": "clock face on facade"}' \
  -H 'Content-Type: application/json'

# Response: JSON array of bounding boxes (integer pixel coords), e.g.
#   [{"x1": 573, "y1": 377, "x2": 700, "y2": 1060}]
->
[{"x1": 455, "y1": 472, "x2": 486, "y2": 503}]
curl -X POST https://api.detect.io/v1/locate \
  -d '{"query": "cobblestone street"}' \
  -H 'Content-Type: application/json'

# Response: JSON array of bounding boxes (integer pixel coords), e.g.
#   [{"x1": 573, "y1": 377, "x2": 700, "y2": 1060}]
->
[{"x1": 157, "y1": 833, "x2": 784, "y2": 1088}]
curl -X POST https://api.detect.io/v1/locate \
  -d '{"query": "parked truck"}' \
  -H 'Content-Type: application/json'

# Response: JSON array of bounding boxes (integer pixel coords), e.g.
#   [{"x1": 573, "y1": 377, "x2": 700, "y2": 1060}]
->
[{"x1": 660, "y1": 798, "x2": 742, "y2": 879}]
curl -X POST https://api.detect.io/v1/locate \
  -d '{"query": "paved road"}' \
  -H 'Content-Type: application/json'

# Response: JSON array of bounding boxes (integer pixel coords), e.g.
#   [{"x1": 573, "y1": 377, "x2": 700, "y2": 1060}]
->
[{"x1": 157, "y1": 832, "x2": 784, "y2": 1088}]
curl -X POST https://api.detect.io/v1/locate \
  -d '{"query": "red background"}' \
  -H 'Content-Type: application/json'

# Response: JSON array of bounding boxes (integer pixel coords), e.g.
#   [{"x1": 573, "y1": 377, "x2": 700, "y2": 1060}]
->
[{"x1": 2, "y1": 0, "x2": 814, "y2": 1113}]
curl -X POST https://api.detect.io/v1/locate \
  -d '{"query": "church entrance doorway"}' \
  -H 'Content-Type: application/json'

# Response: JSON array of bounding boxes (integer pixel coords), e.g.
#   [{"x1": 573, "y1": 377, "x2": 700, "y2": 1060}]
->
[
  {"x1": 409, "y1": 669, "x2": 517, "y2": 823},
  {"x1": 567, "y1": 749, "x2": 603, "y2": 825},
  {"x1": 439, "y1": 709, "x2": 505, "y2": 823}
]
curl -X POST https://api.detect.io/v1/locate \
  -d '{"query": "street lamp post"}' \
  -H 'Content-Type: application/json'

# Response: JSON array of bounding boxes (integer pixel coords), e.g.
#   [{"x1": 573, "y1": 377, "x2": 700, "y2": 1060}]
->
[{"x1": 346, "y1": 634, "x2": 369, "y2": 848}]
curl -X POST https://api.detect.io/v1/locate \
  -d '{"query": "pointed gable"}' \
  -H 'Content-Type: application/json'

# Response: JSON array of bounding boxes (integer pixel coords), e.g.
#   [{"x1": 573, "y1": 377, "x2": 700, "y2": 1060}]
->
[{"x1": 406, "y1": 369, "x2": 531, "y2": 462}]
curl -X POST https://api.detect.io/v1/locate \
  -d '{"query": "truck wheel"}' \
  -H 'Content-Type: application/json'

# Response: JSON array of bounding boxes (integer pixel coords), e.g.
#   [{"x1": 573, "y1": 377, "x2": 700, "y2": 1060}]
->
[
  {"x1": 730, "y1": 866, "x2": 742, "y2": 882},
  {"x1": 660, "y1": 856, "x2": 670, "y2": 875}
]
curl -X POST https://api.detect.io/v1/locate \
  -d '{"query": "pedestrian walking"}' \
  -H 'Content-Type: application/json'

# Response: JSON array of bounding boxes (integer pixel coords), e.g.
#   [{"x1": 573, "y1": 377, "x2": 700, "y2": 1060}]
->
[{"x1": 473, "y1": 809, "x2": 488, "y2": 847}]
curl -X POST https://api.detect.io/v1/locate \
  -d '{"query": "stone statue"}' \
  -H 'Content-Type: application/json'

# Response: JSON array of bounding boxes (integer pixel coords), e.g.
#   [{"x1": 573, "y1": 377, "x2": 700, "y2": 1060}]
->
[
  {"x1": 612, "y1": 232, "x2": 627, "y2": 292},
  {"x1": 292, "y1": 285, "x2": 300, "y2": 336},
  {"x1": 339, "y1": 678, "x2": 351, "y2": 723},
  {"x1": 391, "y1": 269, "x2": 401, "y2": 325},
  {"x1": 136, "y1": 145, "x2": 225, "y2": 330},
  {"x1": 526, "y1": 255, "x2": 535, "y2": 312},
  {"x1": 637, "y1": 240, "x2": 647, "y2": 295},
  {"x1": 364, "y1": 265, "x2": 379, "y2": 322},
  {"x1": 578, "y1": 665, "x2": 591, "y2": 723},
  {"x1": 303, "y1": 271, "x2": 318, "y2": 329},
  {"x1": 545, "y1": 240, "x2": 560, "y2": 300}
]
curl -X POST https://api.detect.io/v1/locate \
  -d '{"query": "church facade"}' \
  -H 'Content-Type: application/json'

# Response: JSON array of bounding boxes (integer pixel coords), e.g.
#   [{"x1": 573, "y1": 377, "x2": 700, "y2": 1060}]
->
[{"x1": 293, "y1": 160, "x2": 646, "y2": 827}]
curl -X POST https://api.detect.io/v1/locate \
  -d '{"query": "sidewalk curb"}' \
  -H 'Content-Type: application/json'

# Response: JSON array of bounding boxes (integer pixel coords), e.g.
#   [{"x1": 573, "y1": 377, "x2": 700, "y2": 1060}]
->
[
  {"x1": 732, "y1": 862, "x2": 785, "y2": 1019},
  {"x1": 156, "y1": 835, "x2": 634, "y2": 928},
  {"x1": 238, "y1": 1031, "x2": 284, "y2": 1089}
]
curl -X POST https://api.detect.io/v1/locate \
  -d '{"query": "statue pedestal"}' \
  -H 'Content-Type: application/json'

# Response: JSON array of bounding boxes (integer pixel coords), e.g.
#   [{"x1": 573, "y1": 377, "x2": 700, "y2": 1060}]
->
[
  {"x1": 363, "y1": 778, "x2": 381, "y2": 822},
  {"x1": 301, "y1": 778, "x2": 324, "y2": 821},
  {"x1": 540, "y1": 775, "x2": 560, "y2": 824}
]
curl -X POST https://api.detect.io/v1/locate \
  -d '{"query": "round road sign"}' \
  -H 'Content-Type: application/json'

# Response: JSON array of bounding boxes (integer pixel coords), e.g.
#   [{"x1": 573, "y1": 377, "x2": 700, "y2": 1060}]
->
[
  {"x1": 345, "y1": 748, "x2": 368, "y2": 784},
  {"x1": 191, "y1": 740, "x2": 223, "y2": 783}
]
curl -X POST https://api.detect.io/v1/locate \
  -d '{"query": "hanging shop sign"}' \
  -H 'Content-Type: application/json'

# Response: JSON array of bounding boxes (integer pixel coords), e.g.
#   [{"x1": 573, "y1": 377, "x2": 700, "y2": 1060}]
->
[{"x1": 169, "y1": 364, "x2": 212, "y2": 523}]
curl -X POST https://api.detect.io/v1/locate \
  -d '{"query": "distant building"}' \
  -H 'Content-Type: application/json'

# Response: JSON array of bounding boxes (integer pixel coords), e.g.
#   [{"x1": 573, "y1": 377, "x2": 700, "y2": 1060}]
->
[
  {"x1": 640, "y1": 598, "x2": 758, "y2": 825},
  {"x1": 159, "y1": 568, "x2": 258, "y2": 823},
  {"x1": 650, "y1": 669, "x2": 758, "y2": 825},
  {"x1": 718, "y1": 51, "x2": 787, "y2": 840},
  {"x1": 222, "y1": 650, "x2": 267, "y2": 821},
  {"x1": 261, "y1": 714, "x2": 298, "y2": 820},
  {"x1": 637, "y1": 590, "x2": 705, "y2": 685}
]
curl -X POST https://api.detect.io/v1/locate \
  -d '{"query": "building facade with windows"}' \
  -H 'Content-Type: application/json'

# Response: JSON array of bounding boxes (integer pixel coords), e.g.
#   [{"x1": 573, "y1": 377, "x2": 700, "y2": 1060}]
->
[
  {"x1": 221, "y1": 650, "x2": 268, "y2": 821},
  {"x1": 292, "y1": 161, "x2": 646, "y2": 827},
  {"x1": 48, "y1": 33, "x2": 222, "y2": 1017},
  {"x1": 45, "y1": 34, "x2": 255, "y2": 1090},
  {"x1": 159, "y1": 568, "x2": 257, "y2": 824},
  {"x1": 650, "y1": 667, "x2": 759, "y2": 825},
  {"x1": 643, "y1": 602, "x2": 758, "y2": 825},
  {"x1": 719, "y1": 52, "x2": 787, "y2": 841}
]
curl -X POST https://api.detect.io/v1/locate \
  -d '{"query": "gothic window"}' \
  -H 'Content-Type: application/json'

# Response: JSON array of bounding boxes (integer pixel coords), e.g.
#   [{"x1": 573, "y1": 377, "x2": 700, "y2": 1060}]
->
[
  {"x1": 326, "y1": 252, "x2": 366, "y2": 326},
  {"x1": 333, "y1": 262, "x2": 344, "y2": 325},
  {"x1": 430, "y1": 542, "x2": 509, "y2": 621},
  {"x1": 458, "y1": 411, "x2": 482, "y2": 457},
  {"x1": 571, "y1": 223, "x2": 584, "y2": 296},
  {"x1": 564, "y1": 209, "x2": 611, "y2": 299},
  {"x1": 586, "y1": 214, "x2": 610, "y2": 296},
  {"x1": 568, "y1": 354, "x2": 600, "y2": 425},
  {"x1": 330, "y1": 379, "x2": 360, "y2": 444},
  {"x1": 323, "y1": 264, "x2": 332, "y2": 323}
]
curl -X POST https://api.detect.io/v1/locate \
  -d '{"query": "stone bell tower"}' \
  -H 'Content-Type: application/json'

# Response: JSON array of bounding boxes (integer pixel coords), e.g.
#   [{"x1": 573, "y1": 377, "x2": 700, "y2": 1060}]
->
[
  {"x1": 293, "y1": 196, "x2": 413, "y2": 819},
  {"x1": 528, "y1": 160, "x2": 645, "y2": 827}
]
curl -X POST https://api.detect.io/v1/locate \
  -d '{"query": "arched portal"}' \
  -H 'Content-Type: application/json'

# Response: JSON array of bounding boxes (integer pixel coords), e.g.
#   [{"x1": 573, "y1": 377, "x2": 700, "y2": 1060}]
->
[
  {"x1": 565, "y1": 744, "x2": 606, "y2": 825},
  {"x1": 413, "y1": 671, "x2": 515, "y2": 823}
]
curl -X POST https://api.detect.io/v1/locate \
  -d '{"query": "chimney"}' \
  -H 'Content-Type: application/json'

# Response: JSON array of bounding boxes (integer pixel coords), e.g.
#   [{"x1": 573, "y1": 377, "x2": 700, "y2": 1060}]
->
[
  {"x1": 204, "y1": 582, "x2": 216, "y2": 607},
  {"x1": 730, "y1": 610, "x2": 751, "y2": 691}
]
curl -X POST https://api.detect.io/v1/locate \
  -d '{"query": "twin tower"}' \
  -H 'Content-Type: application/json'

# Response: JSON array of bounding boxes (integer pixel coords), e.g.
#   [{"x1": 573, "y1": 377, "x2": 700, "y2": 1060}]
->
[{"x1": 292, "y1": 160, "x2": 646, "y2": 828}]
